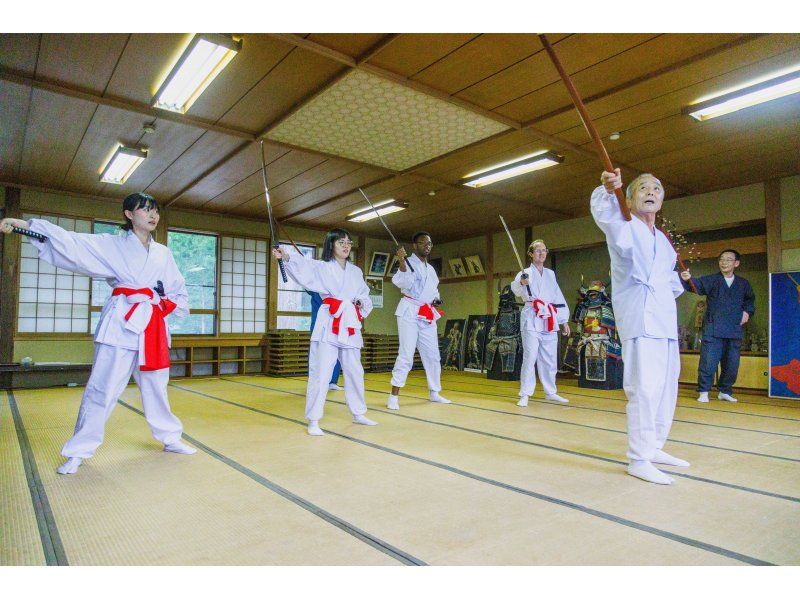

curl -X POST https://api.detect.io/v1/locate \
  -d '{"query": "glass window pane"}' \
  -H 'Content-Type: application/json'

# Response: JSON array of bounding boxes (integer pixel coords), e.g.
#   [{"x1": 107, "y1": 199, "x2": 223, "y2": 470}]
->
[
  {"x1": 168, "y1": 231, "x2": 218, "y2": 310},
  {"x1": 169, "y1": 313, "x2": 216, "y2": 335},
  {"x1": 277, "y1": 315, "x2": 311, "y2": 331}
]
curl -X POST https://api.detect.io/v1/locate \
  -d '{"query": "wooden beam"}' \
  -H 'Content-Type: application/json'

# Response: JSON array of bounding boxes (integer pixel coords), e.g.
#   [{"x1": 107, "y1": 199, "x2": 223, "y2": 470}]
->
[
  {"x1": 1, "y1": 187, "x2": 22, "y2": 363},
  {"x1": 765, "y1": 179, "x2": 782, "y2": 272}
]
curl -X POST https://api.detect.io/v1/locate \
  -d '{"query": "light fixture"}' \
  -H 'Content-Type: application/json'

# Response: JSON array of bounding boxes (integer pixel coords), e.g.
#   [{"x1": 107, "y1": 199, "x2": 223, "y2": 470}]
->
[
  {"x1": 153, "y1": 34, "x2": 242, "y2": 113},
  {"x1": 99, "y1": 145, "x2": 148, "y2": 185},
  {"x1": 462, "y1": 150, "x2": 564, "y2": 188},
  {"x1": 683, "y1": 66, "x2": 800, "y2": 121},
  {"x1": 346, "y1": 199, "x2": 408, "y2": 223},
  {"x1": 609, "y1": 131, "x2": 621, "y2": 140}
]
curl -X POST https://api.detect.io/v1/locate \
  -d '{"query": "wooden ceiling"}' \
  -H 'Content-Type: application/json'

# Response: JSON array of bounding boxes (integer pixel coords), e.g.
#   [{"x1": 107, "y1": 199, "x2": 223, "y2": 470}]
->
[{"x1": 1, "y1": 33, "x2": 799, "y2": 242}]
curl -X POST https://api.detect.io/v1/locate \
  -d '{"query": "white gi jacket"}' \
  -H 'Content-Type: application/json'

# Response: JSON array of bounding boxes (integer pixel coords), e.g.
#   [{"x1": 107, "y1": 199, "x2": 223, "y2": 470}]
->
[
  {"x1": 391, "y1": 253, "x2": 442, "y2": 326},
  {"x1": 589, "y1": 186, "x2": 684, "y2": 341},
  {"x1": 283, "y1": 255, "x2": 373, "y2": 349},
  {"x1": 28, "y1": 219, "x2": 189, "y2": 350},
  {"x1": 511, "y1": 266, "x2": 570, "y2": 333}
]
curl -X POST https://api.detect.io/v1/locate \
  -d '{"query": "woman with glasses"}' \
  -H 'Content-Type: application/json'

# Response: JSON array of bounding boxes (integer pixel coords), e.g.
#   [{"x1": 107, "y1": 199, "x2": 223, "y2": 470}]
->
[
  {"x1": 511, "y1": 239, "x2": 571, "y2": 407},
  {"x1": 272, "y1": 229, "x2": 376, "y2": 436}
]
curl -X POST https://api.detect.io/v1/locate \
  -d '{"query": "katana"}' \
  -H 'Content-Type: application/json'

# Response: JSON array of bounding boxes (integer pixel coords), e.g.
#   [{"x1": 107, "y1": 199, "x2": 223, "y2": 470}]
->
[
  {"x1": 538, "y1": 33, "x2": 696, "y2": 292},
  {"x1": 12, "y1": 227, "x2": 47, "y2": 242},
  {"x1": 357, "y1": 187, "x2": 414, "y2": 273},
  {"x1": 499, "y1": 215, "x2": 532, "y2": 298},
  {"x1": 259, "y1": 140, "x2": 287, "y2": 283}
]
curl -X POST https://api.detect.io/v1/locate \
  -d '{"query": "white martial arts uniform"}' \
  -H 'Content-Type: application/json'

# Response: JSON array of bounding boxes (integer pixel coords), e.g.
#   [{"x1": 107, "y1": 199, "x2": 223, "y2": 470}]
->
[
  {"x1": 589, "y1": 186, "x2": 684, "y2": 462},
  {"x1": 390, "y1": 253, "x2": 443, "y2": 393},
  {"x1": 282, "y1": 255, "x2": 373, "y2": 422},
  {"x1": 511, "y1": 266, "x2": 569, "y2": 398},
  {"x1": 27, "y1": 219, "x2": 189, "y2": 459}
]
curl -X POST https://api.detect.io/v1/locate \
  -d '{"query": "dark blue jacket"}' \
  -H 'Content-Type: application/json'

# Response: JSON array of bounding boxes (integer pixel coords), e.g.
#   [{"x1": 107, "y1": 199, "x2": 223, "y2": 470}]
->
[{"x1": 683, "y1": 273, "x2": 755, "y2": 339}]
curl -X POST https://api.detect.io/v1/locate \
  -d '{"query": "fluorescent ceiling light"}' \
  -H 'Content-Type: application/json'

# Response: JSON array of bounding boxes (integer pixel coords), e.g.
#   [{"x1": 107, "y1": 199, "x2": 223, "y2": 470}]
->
[
  {"x1": 153, "y1": 34, "x2": 242, "y2": 113},
  {"x1": 346, "y1": 199, "x2": 408, "y2": 223},
  {"x1": 683, "y1": 66, "x2": 800, "y2": 121},
  {"x1": 462, "y1": 150, "x2": 564, "y2": 188},
  {"x1": 99, "y1": 145, "x2": 148, "y2": 185}
]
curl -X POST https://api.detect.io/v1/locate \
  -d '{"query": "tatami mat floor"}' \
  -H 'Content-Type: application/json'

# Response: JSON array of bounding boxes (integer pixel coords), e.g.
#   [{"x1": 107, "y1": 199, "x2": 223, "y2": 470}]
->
[{"x1": 3, "y1": 372, "x2": 799, "y2": 566}]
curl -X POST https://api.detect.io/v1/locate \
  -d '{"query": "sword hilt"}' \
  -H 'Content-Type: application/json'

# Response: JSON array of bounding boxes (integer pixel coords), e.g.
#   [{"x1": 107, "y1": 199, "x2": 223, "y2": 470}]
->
[
  {"x1": 404, "y1": 256, "x2": 415, "y2": 273},
  {"x1": 274, "y1": 244, "x2": 288, "y2": 283},
  {"x1": 13, "y1": 227, "x2": 48, "y2": 242}
]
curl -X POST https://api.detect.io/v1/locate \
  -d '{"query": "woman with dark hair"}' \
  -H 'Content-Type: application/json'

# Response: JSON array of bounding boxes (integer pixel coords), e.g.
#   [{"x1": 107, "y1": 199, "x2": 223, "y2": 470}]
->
[
  {"x1": 273, "y1": 229, "x2": 376, "y2": 436},
  {"x1": 1, "y1": 192, "x2": 195, "y2": 475}
]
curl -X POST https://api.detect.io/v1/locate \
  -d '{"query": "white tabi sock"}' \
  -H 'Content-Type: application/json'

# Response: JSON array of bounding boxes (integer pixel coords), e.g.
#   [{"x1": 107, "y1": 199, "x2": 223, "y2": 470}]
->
[
  {"x1": 516, "y1": 396, "x2": 529, "y2": 407},
  {"x1": 328, "y1": 383, "x2": 343, "y2": 391},
  {"x1": 627, "y1": 460, "x2": 674, "y2": 485},
  {"x1": 387, "y1": 394, "x2": 399, "y2": 410},
  {"x1": 164, "y1": 441, "x2": 197, "y2": 455},
  {"x1": 652, "y1": 449, "x2": 690, "y2": 467},
  {"x1": 56, "y1": 457, "x2": 83, "y2": 475},
  {"x1": 430, "y1": 392, "x2": 451, "y2": 404},
  {"x1": 352, "y1": 414, "x2": 378, "y2": 426},
  {"x1": 697, "y1": 392, "x2": 709, "y2": 403},
  {"x1": 718, "y1": 392, "x2": 738, "y2": 403},
  {"x1": 307, "y1": 421, "x2": 325, "y2": 436},
  {"x1": 545, "y1": 393, "x2": 569, "y2": 404}
]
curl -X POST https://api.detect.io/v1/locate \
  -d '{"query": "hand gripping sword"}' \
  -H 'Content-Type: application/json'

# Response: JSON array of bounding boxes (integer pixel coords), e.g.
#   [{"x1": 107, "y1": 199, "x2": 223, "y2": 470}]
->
[{"x1": 357, "y1": 187, "x2": 414, "y2": 273}]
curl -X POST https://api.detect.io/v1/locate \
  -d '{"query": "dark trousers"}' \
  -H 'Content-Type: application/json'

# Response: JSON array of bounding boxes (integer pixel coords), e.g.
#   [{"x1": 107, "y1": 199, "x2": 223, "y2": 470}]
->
[{"x1": 697, "y1": 336, "x2": 742, "y2": 394}]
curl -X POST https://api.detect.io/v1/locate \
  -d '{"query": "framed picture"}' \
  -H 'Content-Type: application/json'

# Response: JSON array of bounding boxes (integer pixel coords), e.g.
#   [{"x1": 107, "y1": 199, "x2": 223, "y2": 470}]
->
[
  {"x1": 464, "y1": 255, "x2": 484, "y2": 275},
  {"x1": 448, "y1": 257, "x2": 466, "y2": 277},
  {"x1": 368, "y1": 252, "x2": 390, "y2": 277},
  {"x1": 440, "y1": 318, "x2": 466, "y2": 371},
  {"x1": 429, "y1": 257, "x2": 443, "y2": 277},
  {"x1": 366, "y1": 277, "x2": 384, "y2": 308},
  {"x1": 387, "y1": 254, "x2": 402, "y2": 277},
  {"x1": 463, "y1": 314, "x2": 493, "y2": 372}
]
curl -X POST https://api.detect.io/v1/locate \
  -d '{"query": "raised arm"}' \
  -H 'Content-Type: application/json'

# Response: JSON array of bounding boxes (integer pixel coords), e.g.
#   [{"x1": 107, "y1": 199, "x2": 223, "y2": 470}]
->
[
  {"x1": 590, "y1": 170, "x2": 633, "y2": 251},
  {"x1": 25, "y1": 218, "x2": 118, "y2": 279},
  {"x1": 510, "y1": 270, "x2": 529, "y2": 299},
  {"x1": 273, "y1": 248, "x2": 328, "y2": 294}
]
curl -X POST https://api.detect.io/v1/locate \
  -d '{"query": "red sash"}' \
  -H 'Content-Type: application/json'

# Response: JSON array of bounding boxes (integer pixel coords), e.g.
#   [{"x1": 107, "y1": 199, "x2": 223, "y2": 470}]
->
[
  {"x1": 531, "y1": 298, "x2": 557, "y2": 332},
  {"x1": 403, "y1": 295, "x2": 443, "y2": 322},
  {"x1": 112, "y1": 287, "x2": 176, "y2": 371},
  {"x1": 322, "y1": 297, "x2": 363, "y2": 336}
]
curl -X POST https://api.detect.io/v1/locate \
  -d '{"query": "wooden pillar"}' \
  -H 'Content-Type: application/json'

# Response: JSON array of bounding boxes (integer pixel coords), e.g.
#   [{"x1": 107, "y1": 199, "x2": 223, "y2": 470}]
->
[
  {"x1": 356, "y1": 235, "x2": 366, "y2": 272},
  {"x1": 524, "y1": 225, "x2": 532, "y2": 255},
  {"x1": 765, "y1": 179, "x2": 782, "y2": 273},
  {"x1": 485, "y1": 232, "x2": 494, "y2": 314},
  {"x1": 1, "y1": 187, "x2": 22, "y2": 363},
  {"x1": 154, "y1": 206, "x2": 169, "y2": 245}
]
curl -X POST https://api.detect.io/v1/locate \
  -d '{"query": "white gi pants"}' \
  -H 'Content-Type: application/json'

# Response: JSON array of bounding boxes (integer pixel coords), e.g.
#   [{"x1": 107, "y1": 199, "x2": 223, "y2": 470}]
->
[
  {"x1": 61, "y1": 343, "x2": 184, "y2": 459},
  {"x1": 306, "y1": 341, "x2": 368, "y2": 422},
  {"x1": 622, "y1": 337, "x2": 680, "y2": 462},
  {"x1": 390, "y1": 316, "x2": 442, "y2": 392},
  {"x1": 519, "y1": 329, "x2": 559, "y2": 397}
]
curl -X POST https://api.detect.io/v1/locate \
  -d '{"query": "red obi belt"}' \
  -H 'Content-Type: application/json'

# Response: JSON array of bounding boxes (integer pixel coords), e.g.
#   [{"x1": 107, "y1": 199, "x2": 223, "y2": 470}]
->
[
  {"x1": 526, "y1": 298, "x2": 558, "y2": 332},
  {"x1": 403, "y1": 295, "x2": 443, "y2": 323},
  {"x1": 322, "y1": 297, "x2": 363, "y2": 336},
  {"x1": 112, "y1": 287, "x2": 176, "y2": 371}
]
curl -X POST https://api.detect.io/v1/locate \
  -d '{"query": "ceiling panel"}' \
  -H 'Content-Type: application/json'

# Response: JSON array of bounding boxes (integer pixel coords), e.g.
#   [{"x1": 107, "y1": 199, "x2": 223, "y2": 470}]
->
[
  {"x1": 0, "y1": 33, "x2": 40, "y2": 74},
  {"x1": 306, "y1": 34, "x2": 386, "y2": 58},
  {"x1": 0, "y1": 80, "x2": 30, "y2": 180},
  {"x1": 37, "y1": 34, "x2": 129, "y2": 95},
  {"x1": 366, "y1": 34, "x2": 479, "y2": 78}
]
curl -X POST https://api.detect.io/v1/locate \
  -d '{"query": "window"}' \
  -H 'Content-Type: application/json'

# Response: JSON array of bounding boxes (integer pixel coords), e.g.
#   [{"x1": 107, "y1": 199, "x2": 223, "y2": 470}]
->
[
  {"x1": 276, "y1": 242, "x2": 315, "y2": 331},
  {"x1": 167, "y1": 230, "x2": 218, "y2": 335},
  {"x1": 219, "y1": 236, "x2": 268, "y2": 333},
  {"x1": 17, "y1": 213, "x2": 91, "y2": 333}
]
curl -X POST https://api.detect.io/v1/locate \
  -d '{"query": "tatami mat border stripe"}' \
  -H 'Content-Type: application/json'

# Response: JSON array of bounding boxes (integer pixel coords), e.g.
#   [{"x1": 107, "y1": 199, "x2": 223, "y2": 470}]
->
[
  {"x1": 385, "y1": 379, "x2": 800, "y2": 436},
  {"x1": 177, "y1": 381, "x2": 774, "y2": 565},
  {"x1": 7, "y1": 391, "x2": 68, "y2": 566},
  {"x1": 223, "y1": 378, "x2": 800, "y2": 503},
  {"x1": 117, "y1": 399, "x2": 426, "y2": 566}
]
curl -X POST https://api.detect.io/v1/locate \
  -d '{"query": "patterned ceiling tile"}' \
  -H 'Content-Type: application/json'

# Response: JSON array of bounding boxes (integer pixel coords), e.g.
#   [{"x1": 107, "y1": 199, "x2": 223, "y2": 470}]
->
[{"x1": 266, "y1": 71, "x2": 510, "y2": 171}]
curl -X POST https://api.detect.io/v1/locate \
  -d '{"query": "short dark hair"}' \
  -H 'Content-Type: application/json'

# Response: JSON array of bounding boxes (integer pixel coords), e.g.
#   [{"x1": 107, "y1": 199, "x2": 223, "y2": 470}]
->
[
  {"x1": 321, "y1": 228, "x2": 352, "y2": 262},
  {"x1": 719, "y1": 249, "x2": 741, "y2": 261},
  {"x1": 121, "y1": 192, "x2": 159, "y2": 231},
  {"x1": 412, "y1": 231, "x2": 432, "y2": 244}
]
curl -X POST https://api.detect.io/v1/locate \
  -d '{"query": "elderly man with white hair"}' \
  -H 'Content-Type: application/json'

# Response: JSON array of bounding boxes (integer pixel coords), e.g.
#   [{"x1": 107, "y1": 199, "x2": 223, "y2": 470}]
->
[{"x1": 590, "y1": 169, "x2": 689, "y2": 485}]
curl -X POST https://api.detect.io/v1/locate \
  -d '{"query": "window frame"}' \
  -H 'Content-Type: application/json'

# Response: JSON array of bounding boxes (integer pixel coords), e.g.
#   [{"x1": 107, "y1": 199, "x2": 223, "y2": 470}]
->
[{"x1": 167, "y1": 227, "x2": 220, "y2": 337}]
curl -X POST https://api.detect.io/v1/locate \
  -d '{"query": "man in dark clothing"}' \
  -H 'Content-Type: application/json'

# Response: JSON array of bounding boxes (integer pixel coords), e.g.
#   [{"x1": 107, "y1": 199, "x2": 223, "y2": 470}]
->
[{"x1": 681, "y1": 249, "x2": 755, "y2": 403}]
